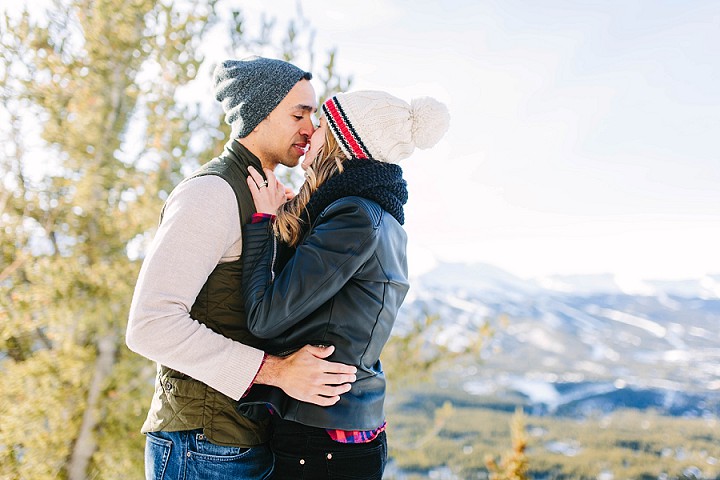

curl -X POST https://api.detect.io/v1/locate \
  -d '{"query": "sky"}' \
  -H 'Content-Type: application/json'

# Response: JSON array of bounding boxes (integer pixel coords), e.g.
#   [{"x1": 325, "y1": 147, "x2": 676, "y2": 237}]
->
[
  {"x1": 239, "y1": 0, "x2": 720, "y2": 282},
  {"x1": 11, "y1": 0, "x2": 720, "y2": 282}
]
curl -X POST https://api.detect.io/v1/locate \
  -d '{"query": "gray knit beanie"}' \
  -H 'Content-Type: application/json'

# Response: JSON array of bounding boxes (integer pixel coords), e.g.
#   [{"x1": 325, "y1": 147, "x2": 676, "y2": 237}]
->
[{"x1": 213, "y1": 56, "x2": 312, "y2": 138}]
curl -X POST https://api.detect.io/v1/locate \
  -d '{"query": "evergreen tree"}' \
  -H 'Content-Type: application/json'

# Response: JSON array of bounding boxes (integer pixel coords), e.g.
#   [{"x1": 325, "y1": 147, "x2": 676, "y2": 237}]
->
[
  {"x1": 0, "y1": 1, "x2": 350, "y2": 478},
  {"x1": 486, "y1": 408, "x2": 530, "y2": 480}
]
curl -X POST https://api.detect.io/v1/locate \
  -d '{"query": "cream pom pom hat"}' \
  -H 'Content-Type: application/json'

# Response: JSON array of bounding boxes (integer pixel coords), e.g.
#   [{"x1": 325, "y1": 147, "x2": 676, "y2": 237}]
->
[{"x1": 322, "y1": 90, "x2": 450, "y2": 164}]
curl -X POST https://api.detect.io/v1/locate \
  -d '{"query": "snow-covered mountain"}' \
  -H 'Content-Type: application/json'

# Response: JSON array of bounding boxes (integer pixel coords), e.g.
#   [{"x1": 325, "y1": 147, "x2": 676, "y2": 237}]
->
[{"x1": 398, "y1": 262, "x2": 720, "y2": 417}]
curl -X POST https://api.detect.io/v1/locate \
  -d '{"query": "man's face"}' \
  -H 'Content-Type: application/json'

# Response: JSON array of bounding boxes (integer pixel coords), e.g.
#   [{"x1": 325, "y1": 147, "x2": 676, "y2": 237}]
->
[{"x1": 248, "y1": 79, "x2": 317, "y2": 170}]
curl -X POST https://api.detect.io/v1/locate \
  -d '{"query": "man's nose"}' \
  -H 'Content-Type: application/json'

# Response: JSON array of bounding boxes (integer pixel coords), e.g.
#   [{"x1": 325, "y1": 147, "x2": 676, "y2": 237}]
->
[{"x1": 300, "y1": 117, "x2": 315, "y2": 138}]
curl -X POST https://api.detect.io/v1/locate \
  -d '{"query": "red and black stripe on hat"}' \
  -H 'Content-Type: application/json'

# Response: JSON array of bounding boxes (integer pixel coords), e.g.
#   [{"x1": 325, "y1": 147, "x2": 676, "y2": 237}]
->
[{"x1": 322, "y1": 96, "x2": 371, "y2": 160}]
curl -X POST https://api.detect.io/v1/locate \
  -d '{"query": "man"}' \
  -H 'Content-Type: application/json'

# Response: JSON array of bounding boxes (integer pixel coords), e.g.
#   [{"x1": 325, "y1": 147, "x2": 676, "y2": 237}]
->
[{"x1": 126, "y1": 57, "x2": 357, "y2": 479}]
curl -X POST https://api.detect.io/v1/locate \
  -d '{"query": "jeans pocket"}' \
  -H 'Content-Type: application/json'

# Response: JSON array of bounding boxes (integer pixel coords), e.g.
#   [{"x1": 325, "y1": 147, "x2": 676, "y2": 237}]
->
[
  {"x1": 193, "y1": 433, "x2": 249, "y2": 458},
  {"x1": 187, "y1": 440, "x2": 273, "y2": 480},
  {"x1": 326, "y1": 441, "x2": 386, "y2": 480},
  {"x1": 272, "y1": 450, "x2": 307, "y2": 479},
  {"x1": 145, "y1": 432, "x2": 172, "y2": 480}
]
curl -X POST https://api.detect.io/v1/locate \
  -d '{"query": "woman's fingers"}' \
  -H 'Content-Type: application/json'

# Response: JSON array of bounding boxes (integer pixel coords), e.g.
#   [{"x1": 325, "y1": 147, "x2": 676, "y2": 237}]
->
[
  {"x1": 247, "y1": 166, "x2": 287, "y2": 214},
  {"x1": 263, "y1": 168, "x2": 276, "y2": 188},
  {"x1": 247, "y1": 166, "x2": 266, "y2": 189}
]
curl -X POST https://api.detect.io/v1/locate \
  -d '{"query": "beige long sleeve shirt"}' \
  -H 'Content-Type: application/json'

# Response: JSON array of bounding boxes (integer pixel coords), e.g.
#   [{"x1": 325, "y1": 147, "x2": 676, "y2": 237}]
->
[{"x1": 126, "y1": 175, "x2": 264, "y2": 400}]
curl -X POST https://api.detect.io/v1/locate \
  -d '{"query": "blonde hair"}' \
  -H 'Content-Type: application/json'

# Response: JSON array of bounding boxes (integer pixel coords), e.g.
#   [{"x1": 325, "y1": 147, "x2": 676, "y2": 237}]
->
[{"x1": 274, "y1": 128, "x2": 347, "y2": 246}]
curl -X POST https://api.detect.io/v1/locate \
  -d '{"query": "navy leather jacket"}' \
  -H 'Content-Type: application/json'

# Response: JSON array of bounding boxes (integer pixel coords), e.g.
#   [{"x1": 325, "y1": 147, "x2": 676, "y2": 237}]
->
[{"x1": 240, "y1": 196, "x2": 409, "y2": 430}]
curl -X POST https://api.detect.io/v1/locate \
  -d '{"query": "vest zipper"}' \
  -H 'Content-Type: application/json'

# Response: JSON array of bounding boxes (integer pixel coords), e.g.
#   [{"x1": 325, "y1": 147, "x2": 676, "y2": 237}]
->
[{"x1": 270, "y1": 234, "x2": 277, "y2": 283}]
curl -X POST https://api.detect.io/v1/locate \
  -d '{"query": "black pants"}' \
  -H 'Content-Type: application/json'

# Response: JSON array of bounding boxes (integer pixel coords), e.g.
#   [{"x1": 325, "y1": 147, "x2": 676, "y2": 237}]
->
[{"x1": 270, "y1": 418, "x2": 387, "y2": 480}]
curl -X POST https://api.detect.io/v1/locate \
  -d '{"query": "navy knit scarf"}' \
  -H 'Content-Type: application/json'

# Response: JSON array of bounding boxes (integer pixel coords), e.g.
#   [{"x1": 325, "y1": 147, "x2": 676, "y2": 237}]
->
[{"x1": 301, "y1": 158, "x2": 408, "y2": 234}]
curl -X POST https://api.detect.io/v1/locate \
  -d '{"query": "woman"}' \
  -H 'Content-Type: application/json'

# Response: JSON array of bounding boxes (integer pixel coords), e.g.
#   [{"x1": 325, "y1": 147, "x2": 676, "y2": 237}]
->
[{"x1": 240, "y1": 90, "x2": 450, "y2": 478}]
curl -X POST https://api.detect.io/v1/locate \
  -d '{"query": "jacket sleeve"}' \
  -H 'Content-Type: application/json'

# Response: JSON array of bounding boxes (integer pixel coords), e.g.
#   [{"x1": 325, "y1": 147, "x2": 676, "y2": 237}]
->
[{"x1": 242, "y1": 198, "x2": 381, "y2": 339}]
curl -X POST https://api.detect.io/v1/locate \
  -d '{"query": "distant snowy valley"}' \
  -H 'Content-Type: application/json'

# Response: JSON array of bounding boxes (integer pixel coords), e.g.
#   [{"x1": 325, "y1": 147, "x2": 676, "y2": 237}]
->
[{"x1": 397, "y1": 262, "x2": 720, "y2": 418}]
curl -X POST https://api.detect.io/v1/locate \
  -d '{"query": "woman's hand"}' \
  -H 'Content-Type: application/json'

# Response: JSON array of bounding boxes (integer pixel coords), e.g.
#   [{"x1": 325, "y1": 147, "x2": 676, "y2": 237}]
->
[{"x1": 247, "y1": 166, "x2": 287, "y2": 214}]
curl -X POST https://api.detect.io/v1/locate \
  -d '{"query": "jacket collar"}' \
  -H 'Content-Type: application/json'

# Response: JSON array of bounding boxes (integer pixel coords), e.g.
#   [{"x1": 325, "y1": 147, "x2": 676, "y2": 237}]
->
[{"x1": 225, "y1": 139, "x2": 264, "y2": 173}]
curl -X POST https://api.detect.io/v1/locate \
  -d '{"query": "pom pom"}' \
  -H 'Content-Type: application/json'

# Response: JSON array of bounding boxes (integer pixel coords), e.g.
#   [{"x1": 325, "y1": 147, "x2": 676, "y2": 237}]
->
[{"x1": 410, "y1": 97, "x2": 450, "y2": 149}]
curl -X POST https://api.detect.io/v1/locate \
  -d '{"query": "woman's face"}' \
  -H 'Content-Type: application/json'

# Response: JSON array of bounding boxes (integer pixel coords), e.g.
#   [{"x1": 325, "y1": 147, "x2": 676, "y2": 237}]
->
[{"x1": 301, "y1": 116, "x2": 328, "y2": 170}]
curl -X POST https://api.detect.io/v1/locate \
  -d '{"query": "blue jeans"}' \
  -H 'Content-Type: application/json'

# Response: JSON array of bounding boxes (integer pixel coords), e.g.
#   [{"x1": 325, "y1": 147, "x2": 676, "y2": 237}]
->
[{"x1": 145, "y1": 429, "x2": 273, "y2": 480}]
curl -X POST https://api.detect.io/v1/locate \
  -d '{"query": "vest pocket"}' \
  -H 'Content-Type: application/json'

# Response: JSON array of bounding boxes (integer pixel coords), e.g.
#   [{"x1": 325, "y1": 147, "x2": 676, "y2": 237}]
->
[
  {"x1": 161, "y1": 375, "x2": 206, "y2": 399},
  {"x1": 159, "y1": 373, "x2": 206, "y2": 427}
]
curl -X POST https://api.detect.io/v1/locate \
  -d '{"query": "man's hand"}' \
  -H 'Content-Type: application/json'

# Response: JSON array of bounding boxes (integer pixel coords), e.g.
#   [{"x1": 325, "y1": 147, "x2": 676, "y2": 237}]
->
[{"x1": 255, "y1": 345, "x2": 357, "y2": 407}]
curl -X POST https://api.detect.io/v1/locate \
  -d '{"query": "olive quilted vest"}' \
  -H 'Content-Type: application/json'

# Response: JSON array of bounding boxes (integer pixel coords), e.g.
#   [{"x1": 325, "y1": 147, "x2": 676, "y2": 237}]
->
[{"x1": 140, "y1": 141, "x2": 270, "y2": 447}]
